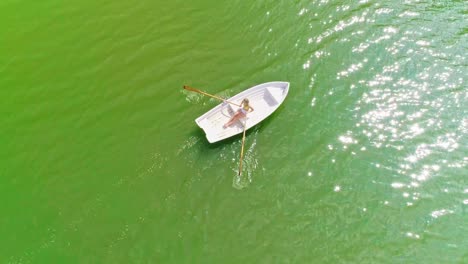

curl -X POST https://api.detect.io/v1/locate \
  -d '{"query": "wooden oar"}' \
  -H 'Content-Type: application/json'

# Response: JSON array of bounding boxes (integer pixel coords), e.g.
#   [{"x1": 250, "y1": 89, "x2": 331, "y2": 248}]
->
[
  {"x1": 183, "y1": 85, "x2": 241, "y2": 107},
  {"x1": 238, "y1": 119, "x2": 247, "y2": 176}
]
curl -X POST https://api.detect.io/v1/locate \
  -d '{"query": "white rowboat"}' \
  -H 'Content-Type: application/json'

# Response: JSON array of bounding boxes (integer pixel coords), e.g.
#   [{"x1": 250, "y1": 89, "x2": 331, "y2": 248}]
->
[{"x1": 195, "y1": 81, "x2": 290, "y2": 143}]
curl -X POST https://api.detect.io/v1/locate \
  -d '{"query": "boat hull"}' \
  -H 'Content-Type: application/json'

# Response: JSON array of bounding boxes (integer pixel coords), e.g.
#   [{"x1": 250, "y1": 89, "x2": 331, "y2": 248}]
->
[{"x1": 195, "y1": 81, "x2": 289, "y2": 143}]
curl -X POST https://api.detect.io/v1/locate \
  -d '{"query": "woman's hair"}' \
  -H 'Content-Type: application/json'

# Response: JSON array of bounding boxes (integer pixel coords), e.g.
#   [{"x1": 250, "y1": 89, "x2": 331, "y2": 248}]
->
[{"x1": 242, "y1": 98, "x2": 249, "y2": 104}]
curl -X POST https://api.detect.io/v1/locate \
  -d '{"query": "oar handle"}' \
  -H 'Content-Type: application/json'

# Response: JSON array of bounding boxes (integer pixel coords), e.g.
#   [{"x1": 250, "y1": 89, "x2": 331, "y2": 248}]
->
[{"x1": 183, "y1": 85, "x2": 241, "y2": 107}]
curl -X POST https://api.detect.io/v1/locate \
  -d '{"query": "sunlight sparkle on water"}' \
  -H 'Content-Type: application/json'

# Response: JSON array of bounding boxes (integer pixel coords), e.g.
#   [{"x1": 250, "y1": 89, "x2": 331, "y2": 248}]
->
[
  {"x1": 406, "y1": 232, "x2": 420, "y2": 239},
  {"x1": 338, "y1": 134, "x2": 357, "y2": 145},
  {"x1": 337, "y1": 59, "x2": 367, "y2": 79},
  {"x1": 375, "y1": 8, "x2": 393, "y2": 15},
  {"x1": 431, "y1": 209, "x2": 454, "y2": 219},
  {"x1": 399, "y1": 11, "x2": 419, "y2": 17},
  {"x1": 298, "y1": 8, "x2": 308, "y2": 16},
  {"x1": 391, "y1": 182, "x2": 405, "y2": 189},
  {"x1": 410, "y1": 168, "x2": 431, "y2": 182},
  {"x1": 405, "y1": 144, "x2": 432, "y2": 163}
]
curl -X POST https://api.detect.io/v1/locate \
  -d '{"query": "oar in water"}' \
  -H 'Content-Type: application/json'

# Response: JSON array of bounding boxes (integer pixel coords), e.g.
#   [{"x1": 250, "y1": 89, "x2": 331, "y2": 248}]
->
[
  {"x1": 183, "y1": 85, "x2": 241, "y2": 107},
  {"x1": 238, "y1": 119, "x2": 248, "y2": 176}
]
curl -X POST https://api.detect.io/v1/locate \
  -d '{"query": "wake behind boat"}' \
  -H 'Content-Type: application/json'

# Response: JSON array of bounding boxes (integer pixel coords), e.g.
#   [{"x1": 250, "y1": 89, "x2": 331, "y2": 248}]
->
[{"x1": 194, "y1": 81, "x2": 289, "y2": 143}]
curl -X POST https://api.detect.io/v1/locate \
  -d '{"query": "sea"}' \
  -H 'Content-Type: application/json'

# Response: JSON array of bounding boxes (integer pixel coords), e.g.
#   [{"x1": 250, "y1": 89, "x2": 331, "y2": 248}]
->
[{"x1": 1, "y1": 0, "x2": 466, "y2": 263}]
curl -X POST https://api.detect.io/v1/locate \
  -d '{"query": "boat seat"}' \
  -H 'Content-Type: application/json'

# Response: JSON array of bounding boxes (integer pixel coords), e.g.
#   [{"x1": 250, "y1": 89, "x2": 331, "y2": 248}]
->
[
  {"x1": 264, "y1": 87, "x2": 280, "y2": 106},
  {"x1": 225, "y1": 104, "x2": 235, "y2": 116}
]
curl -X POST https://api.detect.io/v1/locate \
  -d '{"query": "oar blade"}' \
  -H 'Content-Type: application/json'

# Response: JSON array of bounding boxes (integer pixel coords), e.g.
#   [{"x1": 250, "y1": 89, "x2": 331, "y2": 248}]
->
[{"x1": 183, "y1": 85, "x2": 198, "y2": 92}]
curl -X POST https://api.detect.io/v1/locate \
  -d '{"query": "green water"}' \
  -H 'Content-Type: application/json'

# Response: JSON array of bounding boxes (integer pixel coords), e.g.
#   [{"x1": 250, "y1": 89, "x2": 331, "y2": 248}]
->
[{"x1": 1, "y1": 0, "x2": 467, "y2": 263}]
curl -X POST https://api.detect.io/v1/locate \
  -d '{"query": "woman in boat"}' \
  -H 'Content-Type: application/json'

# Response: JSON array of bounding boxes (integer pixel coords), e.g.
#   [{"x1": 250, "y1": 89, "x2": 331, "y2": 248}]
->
[{"x1": 223, "y1": 98, "x2": 254, "y2": 128}]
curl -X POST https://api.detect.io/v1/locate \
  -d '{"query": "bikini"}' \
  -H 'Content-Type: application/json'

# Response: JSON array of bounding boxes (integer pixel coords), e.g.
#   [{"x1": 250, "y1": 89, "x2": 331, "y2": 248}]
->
[{"x1": 239, "y1": 104, "x2": 249, "y2": 115}]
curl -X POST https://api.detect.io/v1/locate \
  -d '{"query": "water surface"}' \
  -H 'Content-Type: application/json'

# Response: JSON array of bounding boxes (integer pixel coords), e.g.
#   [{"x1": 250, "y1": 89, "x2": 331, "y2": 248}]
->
[{"x1": 1, "y1": 0, "x2": 466, "y2": 263}]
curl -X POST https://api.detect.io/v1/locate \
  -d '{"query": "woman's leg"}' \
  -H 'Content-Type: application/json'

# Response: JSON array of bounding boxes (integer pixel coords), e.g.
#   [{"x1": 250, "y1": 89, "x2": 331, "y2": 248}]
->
[{"x1": 224, "y1": 111, "x2": 245, "y2": 128}]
